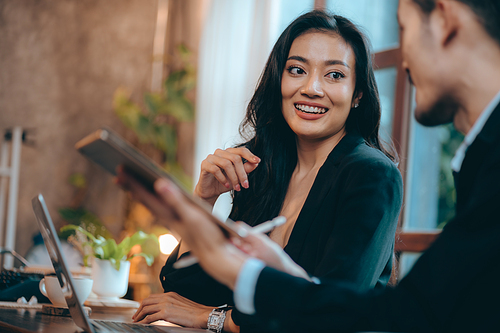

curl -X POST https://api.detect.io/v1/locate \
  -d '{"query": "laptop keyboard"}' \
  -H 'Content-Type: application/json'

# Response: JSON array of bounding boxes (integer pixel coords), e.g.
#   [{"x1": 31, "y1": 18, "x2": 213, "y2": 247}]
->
[
  {"x1": 92, "y1": 320, "x2": 167, "y2": 332},
  {"x1": 0, "y1": 270, "x2": 46, "y2": 302}
]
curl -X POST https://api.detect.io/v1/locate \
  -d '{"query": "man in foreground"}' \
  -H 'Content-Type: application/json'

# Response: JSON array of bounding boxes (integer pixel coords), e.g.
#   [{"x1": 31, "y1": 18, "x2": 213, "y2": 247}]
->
[{"x1": 118, "y1": 0, "x2": 500, "y2": 331}]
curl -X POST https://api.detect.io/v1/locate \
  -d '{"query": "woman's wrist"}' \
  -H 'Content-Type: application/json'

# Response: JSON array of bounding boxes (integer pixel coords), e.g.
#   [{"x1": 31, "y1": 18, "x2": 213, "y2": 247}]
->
[
  {"x1": 193, "y1": 187, "x2": 219, "y2": 207},
  {"x1": 206, "y1": 305, "x2": 236, "y2": 333},
  {"x1": 223, "y1": 310, "x2": 240, "y2": 332}
]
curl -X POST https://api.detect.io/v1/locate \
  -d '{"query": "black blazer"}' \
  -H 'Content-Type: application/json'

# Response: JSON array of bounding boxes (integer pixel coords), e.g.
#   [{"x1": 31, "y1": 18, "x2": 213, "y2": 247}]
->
[
  {"x1": 251, "y1": 103, "x2": 500, "y2": 332},
  {"x1": 160, "y1": 132, "x2": 402, "y2": 324}
]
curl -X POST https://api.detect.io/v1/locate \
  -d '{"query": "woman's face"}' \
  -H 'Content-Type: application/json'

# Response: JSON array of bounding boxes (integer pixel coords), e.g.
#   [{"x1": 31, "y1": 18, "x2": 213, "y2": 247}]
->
[{"x1": 281, "y1": 31, "x2": 360, "y2": 142}]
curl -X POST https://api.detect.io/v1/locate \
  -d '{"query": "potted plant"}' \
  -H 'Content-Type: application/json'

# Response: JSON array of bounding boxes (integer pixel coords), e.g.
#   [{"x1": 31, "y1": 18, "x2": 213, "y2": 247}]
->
[
  {"x1": 113, "y1": 44, "x2": 195, "y2": 190},
  {"x1": 60, "y1": 225, "x2": 159, "y2": 300}
]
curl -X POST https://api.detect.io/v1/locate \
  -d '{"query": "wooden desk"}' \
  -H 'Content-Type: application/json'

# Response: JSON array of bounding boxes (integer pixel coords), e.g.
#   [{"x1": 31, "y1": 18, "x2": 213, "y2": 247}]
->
[{"x1": 0, "y1": 307, "x2": 208, "y2": 332}]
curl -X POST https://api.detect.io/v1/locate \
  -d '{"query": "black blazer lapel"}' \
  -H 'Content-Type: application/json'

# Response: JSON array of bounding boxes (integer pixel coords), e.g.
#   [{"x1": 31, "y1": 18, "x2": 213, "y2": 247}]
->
[
  {"x1": 284, "y1": 133, "x2": 365, "y2": 262},
  {"x1": 456, "y1": 103, "x2": 500, "y2": 222}
]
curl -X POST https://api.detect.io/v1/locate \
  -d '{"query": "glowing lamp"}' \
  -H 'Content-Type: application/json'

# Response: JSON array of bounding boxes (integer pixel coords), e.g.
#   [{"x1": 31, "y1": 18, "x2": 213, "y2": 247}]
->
[{"x1": 159, "y1": 234, "x2": 179, "y2": 255}]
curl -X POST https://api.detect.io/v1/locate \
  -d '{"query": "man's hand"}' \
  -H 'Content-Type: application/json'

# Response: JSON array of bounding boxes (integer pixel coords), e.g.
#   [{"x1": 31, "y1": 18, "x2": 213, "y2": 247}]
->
[
  {"x1": 116, "y1": 169, "x2": 247, "y2": 289},
  {"x1": 232, "y1": 228, "x2": 312, "y2": 281}
]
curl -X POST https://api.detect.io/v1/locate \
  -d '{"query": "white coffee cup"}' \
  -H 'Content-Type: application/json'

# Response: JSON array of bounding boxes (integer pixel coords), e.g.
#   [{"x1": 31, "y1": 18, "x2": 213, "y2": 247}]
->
[{"x1": 39, "y1": 275, "x2": 93, "y2": 307}]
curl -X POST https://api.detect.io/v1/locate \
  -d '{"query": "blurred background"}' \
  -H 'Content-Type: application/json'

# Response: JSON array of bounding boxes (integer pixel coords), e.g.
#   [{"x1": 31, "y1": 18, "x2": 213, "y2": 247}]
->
[{"x1": 0, "y1": 0, "x2": 461, "y2": 300}]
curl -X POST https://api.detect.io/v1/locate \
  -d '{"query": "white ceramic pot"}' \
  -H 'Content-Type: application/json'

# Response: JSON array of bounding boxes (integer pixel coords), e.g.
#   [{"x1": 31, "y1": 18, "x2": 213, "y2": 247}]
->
[{"x1": 91, "y1": 257, "x2": 130, "y2": 300}]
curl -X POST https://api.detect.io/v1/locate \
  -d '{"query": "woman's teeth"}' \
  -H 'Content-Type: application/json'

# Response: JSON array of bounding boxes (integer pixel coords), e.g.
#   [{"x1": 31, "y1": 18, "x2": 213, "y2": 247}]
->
[{"x1": 295, "y1": 104, "x2": 328, "y2": 114}]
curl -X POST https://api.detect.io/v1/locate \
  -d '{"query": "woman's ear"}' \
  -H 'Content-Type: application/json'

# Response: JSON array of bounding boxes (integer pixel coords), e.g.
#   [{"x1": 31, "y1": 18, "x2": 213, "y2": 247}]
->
[{"x1": 352, "y1": 91, "x2": 363, "y2": 108}]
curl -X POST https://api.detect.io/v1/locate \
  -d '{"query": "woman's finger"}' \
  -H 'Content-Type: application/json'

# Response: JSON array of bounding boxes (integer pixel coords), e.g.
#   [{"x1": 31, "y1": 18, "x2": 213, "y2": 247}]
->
[
  {"x1": 225, "y1": 147, "x2": 261, "y2": 165},
  {"x1": 137, "y1": 311, "x2": 164, "y2": 325},
  {"x1": 213, "y1": 149, "x2": 250, "y2": 189},
  {"x1": 227, "y1": 147, "x2": 261, "y2": 182},
  {"x1": 133, "y1": 302, "x2": 164, "y2": 323},
  {"x1": 200, "y1": 158, "x2": 229, "y2": 188},
  {"x1": 133, "y1": 294, "x2": 166, "y2": 319},
  {"x1": 208, "y1": 152, "x2": 242, "y2": 191}
]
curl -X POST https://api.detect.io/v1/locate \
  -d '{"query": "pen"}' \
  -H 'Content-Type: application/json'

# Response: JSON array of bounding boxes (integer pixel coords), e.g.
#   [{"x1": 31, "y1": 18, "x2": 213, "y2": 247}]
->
[
  {"x1": 173, "y1": 216, "x2": 287, "y2": 269},
  {"x1": 251, "y1": 216, "x2": 286, "y2": 233}
]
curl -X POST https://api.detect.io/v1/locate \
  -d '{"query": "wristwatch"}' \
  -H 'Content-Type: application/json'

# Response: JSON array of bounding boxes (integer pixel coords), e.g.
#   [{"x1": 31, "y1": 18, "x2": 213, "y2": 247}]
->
[{"x1": 207, "y1": 305, "x2": 231, "y2": 333}]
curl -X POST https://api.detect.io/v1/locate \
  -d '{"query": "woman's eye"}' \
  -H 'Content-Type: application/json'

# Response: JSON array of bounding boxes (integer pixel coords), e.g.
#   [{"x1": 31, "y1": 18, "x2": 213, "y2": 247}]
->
[
  {"x1": 288, "y1": 67, "x2": 305, "y2": 75},
  {"x1": 327, "y1": 72, "x2": 344, "y2": 79}
]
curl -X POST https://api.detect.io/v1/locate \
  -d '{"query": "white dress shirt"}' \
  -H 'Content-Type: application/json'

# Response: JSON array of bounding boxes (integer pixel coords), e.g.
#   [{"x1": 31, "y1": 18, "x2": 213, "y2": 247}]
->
[
  {"x1": 233, "y1": 258, "x2": 265, "y2": 315},
  {"x1": 451, "y1": 89, "x2": 500, "y2": 172}
]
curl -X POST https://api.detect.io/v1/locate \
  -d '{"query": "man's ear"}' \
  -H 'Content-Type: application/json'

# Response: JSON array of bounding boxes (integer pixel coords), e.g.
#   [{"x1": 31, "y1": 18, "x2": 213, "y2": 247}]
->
[{"x1": 434, "y1": 0, "x2": 461, "y2": 46}]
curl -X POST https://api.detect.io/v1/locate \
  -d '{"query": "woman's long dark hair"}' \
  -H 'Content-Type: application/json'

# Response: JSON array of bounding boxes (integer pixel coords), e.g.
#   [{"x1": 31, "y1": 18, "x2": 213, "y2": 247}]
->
[{"x1": 229, "y1": 10, "x2": 397, "y2": 226}]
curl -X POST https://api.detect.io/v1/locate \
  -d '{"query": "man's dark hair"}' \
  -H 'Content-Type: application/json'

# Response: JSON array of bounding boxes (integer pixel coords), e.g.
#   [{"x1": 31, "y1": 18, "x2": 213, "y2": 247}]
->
[{"x1": 412, "y1": 0, "x2": 500, "y2": 44}]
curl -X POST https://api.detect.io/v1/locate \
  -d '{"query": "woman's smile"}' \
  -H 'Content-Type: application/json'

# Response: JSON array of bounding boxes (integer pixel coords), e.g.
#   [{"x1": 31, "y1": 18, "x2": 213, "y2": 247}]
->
[{"x1": 294, "y1": 101, "x2": 329, "y2": 120}]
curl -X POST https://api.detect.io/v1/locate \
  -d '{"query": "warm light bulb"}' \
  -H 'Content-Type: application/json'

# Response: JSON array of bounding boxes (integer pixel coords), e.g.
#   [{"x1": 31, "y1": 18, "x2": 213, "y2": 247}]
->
[{"x1": 159, "y1": 234, "x2": 179, "y2": 255}]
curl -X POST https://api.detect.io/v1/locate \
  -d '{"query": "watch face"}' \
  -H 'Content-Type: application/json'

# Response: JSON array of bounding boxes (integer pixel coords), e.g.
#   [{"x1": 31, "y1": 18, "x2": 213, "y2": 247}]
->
[
  {"x1": 208, "y1": 310, "x2": 222, "y2": 325},
  {"x1": 208, "y1": 309, "x2": 225, "y2": 332},
  {"x1": 207, "y1": 316, "x2": 218, "y2": 327}
]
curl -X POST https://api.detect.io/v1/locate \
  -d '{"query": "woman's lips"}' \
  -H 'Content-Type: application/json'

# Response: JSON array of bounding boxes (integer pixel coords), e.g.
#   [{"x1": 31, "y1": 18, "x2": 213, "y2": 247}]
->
[{"x1": 294, "y1": 103, "x2": 329, "y2": 120}]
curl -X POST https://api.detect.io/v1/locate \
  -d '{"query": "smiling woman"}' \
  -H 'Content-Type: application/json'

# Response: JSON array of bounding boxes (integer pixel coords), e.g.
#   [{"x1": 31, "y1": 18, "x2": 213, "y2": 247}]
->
[
  {"x1": 281, "y1": 32, "x2": 359, "y2": 142},
  {"x1": 135, "y1": 10, "x2": 403, "y2": 333}
]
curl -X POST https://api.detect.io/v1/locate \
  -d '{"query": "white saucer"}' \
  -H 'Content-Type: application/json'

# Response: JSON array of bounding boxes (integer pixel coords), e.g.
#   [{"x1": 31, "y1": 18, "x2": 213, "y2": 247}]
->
[{"x1": 84, "y1": 297, "x2": 140, "y2": 310}]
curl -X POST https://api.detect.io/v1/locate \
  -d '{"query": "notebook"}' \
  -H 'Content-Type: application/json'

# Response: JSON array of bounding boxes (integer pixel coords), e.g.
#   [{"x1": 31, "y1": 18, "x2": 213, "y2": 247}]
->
[{"x1": 32, "y1": 194, "x2": 207, "y2": 333}]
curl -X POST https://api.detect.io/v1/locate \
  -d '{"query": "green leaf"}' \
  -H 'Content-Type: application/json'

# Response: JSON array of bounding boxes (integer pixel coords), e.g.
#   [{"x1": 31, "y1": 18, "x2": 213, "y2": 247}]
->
[
  {"x1": 178, "y1": 43, "x2": 190, "y2": 59},
  {"x1": 114, "y1": 90, "x2": 144, "y2": 130},
  {"x1": 101, "y1": 238, "x2": 119, "y2": 260},
  {"x1": 140, "y1": 237, "x2": 160, "y2": 258},
  {"x1": 109, "y1": 257, "x2": 120, "y2": 271},
  {"x1": 94, "y1": 247, "x2": 104, "y2": 259},
  {"x1": 128, "y1": 253, "x2": 154, "y2": 266},
  {"x1": 83, "y1": 254, "x2": 91, "y2": 267},
  {"x1": 144, "y1": 93, "x2": 163, "y2": 115},
  {"x1": 116, "y1": 236, "x2": 131, "y2": 260},
  {"x1": 60, "y1": 225, "x2": 97, "y2": 243},
  {"x1": 58, "y1": 209, "x2": 112, "y2": 240},
  {"x1": 164, "y1": 162, "x2": 192, "y2": 191},
  {"x1": 154, "y1": 124, "x2": 177, "y2": 160},
  {"x1": 60, "y1": 220, "x2": 160, "y2": 271},
  {"x1": 68, "y1": 173, "x2": 87, "y2": 189}
]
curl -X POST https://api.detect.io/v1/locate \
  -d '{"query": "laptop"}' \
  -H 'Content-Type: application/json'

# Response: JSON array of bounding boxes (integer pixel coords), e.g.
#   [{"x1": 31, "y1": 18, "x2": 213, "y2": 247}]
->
[{"x1": 32, "y1": 194, "x2": 208, "y2": 333}]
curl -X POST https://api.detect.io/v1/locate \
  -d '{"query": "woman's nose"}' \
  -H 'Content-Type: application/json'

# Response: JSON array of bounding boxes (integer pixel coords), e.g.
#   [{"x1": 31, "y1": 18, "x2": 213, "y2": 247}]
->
[{"x1": 300, "y1": 74, "x2": 324, "y2": 98}]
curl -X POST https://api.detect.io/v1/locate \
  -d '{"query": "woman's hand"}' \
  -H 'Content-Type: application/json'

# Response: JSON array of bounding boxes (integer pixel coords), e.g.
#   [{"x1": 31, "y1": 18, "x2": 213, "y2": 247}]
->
[
  {"x1": 132, "y1": 292, "x2": 212, "y2": 327},
  {"x1": 132, "y1": 292, "x2": 240, "y2": 332},
  {"x1": 194, "y1": 148, "x2": 260, "y2": 205},
  {"x1": 132, "y1": 292, "x2": 210, "y2": 326}
]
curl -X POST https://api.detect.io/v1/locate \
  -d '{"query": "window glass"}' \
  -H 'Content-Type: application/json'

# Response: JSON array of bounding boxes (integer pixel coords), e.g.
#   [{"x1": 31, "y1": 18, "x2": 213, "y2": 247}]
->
[
  {"x1": 404, "y1": 101, "x2": 464, "y2": 230},
  {"x1": 325, "y1": 0, "x2": 399, "y2": 52},
  {"x1": 374, "y1": 67, "x2": 397, "y2": 143},
  {"x1": 276, "y1": 0, "x2": 315, "y2": 37}
]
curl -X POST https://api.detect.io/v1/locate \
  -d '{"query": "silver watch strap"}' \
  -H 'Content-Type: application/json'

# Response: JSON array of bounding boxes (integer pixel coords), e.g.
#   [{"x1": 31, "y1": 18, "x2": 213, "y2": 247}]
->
[{"x1": 207, "y1": 305, "x2": 229, "y2": 333}]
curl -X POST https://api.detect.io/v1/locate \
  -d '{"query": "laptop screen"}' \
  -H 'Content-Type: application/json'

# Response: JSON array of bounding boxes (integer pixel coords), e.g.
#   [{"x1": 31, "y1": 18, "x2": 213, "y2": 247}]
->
[{"x1": 32, "y1": 194, "x2": 94, "y2": 332}]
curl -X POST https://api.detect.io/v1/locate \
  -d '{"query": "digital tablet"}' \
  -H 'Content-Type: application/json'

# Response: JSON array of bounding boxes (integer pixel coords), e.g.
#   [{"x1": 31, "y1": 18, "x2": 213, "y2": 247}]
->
[{"x1": 75, "y1": 127, "x2": 248, "y2": 239}]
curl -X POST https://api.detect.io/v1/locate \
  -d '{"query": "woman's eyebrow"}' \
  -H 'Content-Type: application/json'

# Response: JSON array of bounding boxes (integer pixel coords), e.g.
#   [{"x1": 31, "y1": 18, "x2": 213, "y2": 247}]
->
[
  {"x1": 287, "y1": 55, "x2": 350, "y2": 69},
  {"x1": 287, "y1": 55, "x2": 308, "y2": 63},
  {"x1": 325, "y1": 59, "x2": 350, "y2": 68}
]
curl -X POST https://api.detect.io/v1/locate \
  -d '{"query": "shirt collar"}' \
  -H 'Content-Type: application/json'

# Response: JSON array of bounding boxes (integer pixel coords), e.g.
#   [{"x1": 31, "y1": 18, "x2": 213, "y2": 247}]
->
[{"x1": 451, "y1": 89, "x2": 500, "y2": 173}]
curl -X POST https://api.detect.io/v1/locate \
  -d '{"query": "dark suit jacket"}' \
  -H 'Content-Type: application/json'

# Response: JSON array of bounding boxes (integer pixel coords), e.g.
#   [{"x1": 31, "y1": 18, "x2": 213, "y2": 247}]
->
[
  {"x1": 160, "y1": 132, "x2": 403, "y2": 327},
  {"x1": 252, "y1": 103, "x2": 500, "y2": 332}
]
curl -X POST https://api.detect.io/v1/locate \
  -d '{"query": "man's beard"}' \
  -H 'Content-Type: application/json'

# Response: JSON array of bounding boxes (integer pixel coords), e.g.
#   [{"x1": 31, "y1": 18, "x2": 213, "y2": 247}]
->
[{"x1": 415, "y1": 97, "x2": 458, "y2": 127}]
